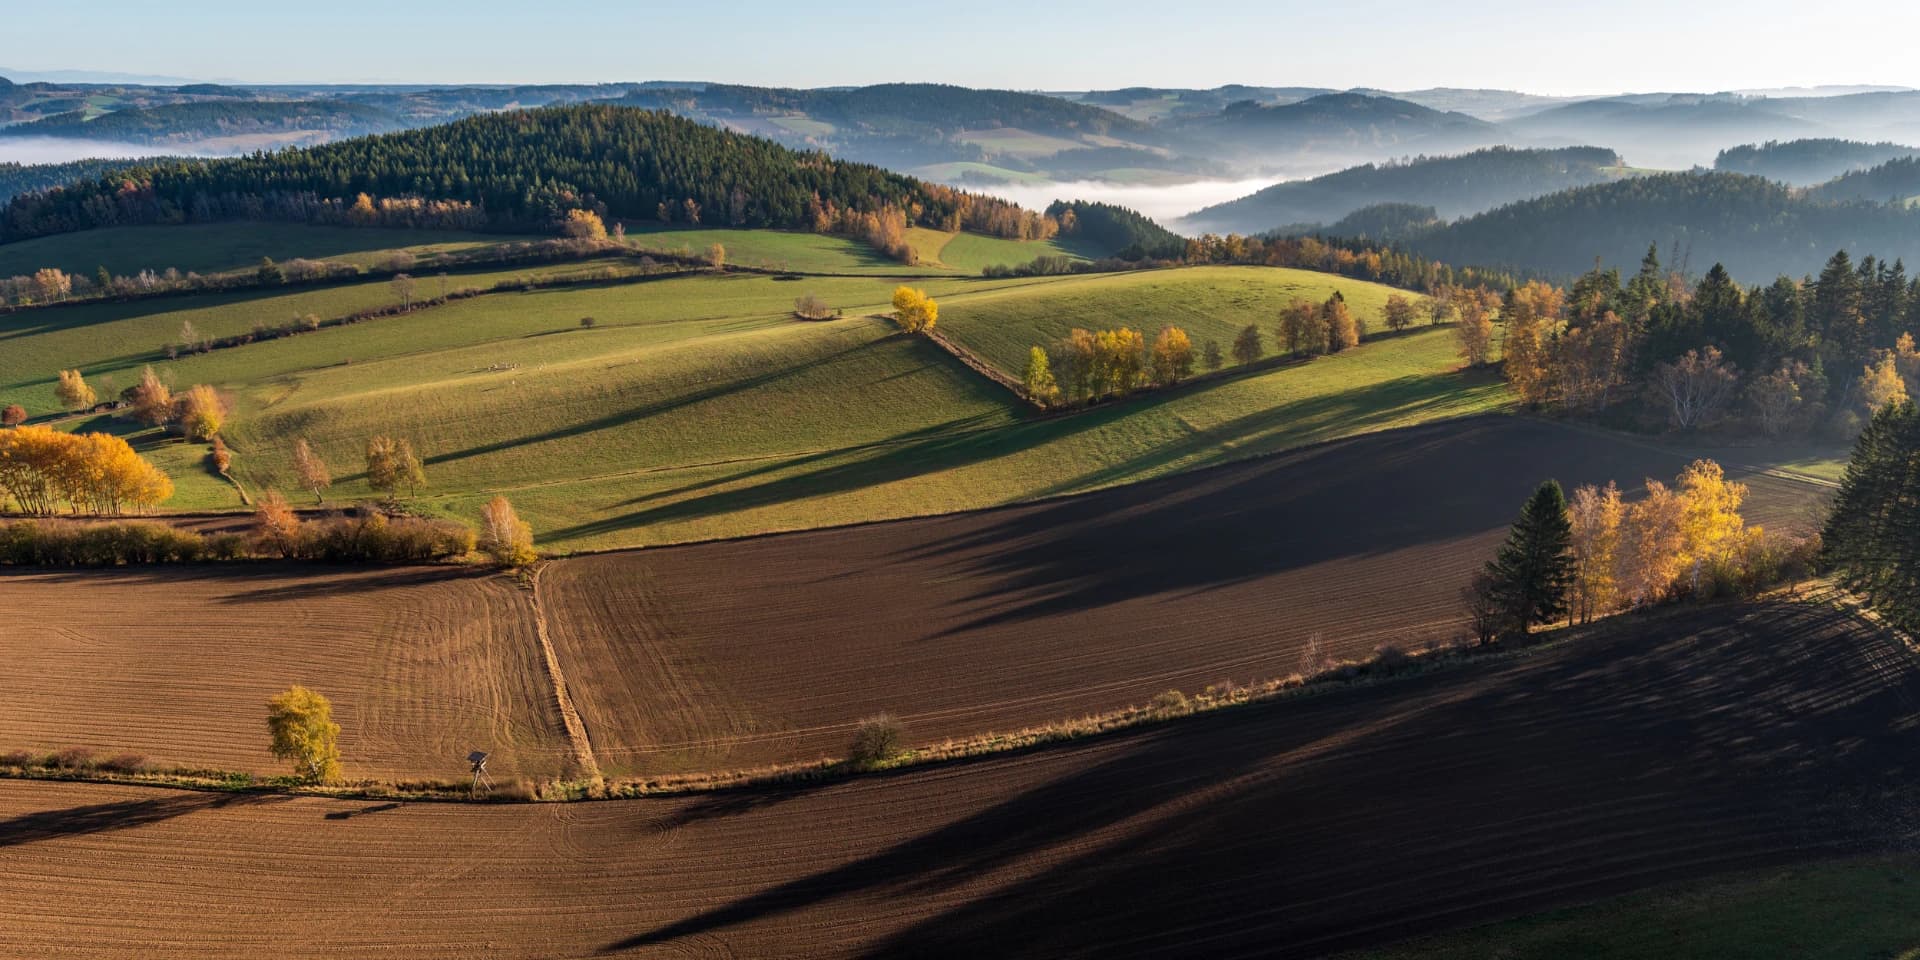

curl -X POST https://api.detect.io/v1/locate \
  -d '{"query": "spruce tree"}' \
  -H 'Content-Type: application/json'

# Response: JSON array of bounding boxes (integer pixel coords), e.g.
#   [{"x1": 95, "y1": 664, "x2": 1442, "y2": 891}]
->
[
  {"x1": 1485, "y1": 480, "x2": 1576, "y2": 637},
  {"x1": 1824, "y1": 399, "x2": 1920, "y2": 630}
]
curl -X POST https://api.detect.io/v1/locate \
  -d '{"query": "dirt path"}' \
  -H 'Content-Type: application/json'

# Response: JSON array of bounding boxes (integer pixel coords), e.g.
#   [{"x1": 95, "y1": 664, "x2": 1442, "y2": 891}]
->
[{"x1": 526, "y1": 562, "x2": 602, "y2": 782}]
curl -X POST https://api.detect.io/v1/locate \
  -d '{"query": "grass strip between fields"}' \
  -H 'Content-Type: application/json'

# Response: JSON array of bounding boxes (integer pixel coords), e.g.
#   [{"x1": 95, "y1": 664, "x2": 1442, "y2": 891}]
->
[{"x1": 0, "y1": 584, "x2": 1884, "y2": 805}]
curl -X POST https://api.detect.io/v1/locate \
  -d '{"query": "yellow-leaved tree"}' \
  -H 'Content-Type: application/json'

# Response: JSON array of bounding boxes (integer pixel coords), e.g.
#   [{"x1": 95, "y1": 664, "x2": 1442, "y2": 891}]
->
[
  {"x1": 1501, "y1": 280, "x2": 1565, "y2": 405},
  {"x1": 562, "y1": 208, "x2": 608, "y2": 241},
  {"x1": 266, "y1": 685, "x2": 342, "y2": 783},
  {"x1": 1617, "y1": 479, "x2": 1686, "y2": 606},
  {"x1": 1024, "y1": 347, "x2": 1060, "y2": 407},
  {"x1": 1454, "y1": 290, "x2": 1496, "y2": 367},
  {"x1": 1675, "y1": 459, "x2": 1750, "y2": 593},
  {"x1": 479, "y1": 495, "x2": 537, "y2": 567},
  {"x1": 1567, "y1": 482, "x2": 1624, "y2": 623},
  {"x1": 890, "y1": 287, "x2": 938, "y2": 334},
  {"x1": 176, "y1": 385, "x2": 225, "y2": 442},
  {"x1": 54, "y1": 369, "x2": 96, "y2": 411},
  {"x1": 291, "y1": 439, "x2": 332, "y2": 505},
  {"x1": 1150, "y1": 326, "x2": 1194, "y2": 385}
]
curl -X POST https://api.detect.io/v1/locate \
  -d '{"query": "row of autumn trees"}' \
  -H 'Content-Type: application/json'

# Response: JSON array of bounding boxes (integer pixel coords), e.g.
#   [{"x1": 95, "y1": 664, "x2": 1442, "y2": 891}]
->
[
  {"x1": 0, "y1": 367, "x2": 200, "y2": 516},
  {"x1": 1464, "y1": 461, "x2": 1812, "y2": 642},
  {"x1": 1483, "y1": 246, "x2": 1920, "y2": 436},
  {"x1": 1018, "y1": 291, "x2": 1399, "y2": 408}
]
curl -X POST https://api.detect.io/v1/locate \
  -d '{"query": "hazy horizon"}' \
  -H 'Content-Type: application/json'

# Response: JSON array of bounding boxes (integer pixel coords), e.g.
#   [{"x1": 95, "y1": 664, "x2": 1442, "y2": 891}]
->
[{"x1": 5, "y1": 0, "x2": 1919, "y2": 95}]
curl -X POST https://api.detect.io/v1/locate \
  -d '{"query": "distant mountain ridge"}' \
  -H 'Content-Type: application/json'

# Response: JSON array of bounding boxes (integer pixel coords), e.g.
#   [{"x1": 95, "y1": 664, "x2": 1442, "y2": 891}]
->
[
  {"x1": 1397, "y1": 170, "x2": 1920, "y2": 280},
  {"x1": 1715, "y1": 138, "x2": 1920, "y2": 186},
  {"x1": 1180, "y1": 145, "x2": 1625, "y2": 235}
]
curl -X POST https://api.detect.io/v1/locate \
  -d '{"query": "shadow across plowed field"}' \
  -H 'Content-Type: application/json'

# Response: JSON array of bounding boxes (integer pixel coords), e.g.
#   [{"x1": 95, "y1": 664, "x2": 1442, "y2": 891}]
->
[
  {"x1": 0, "y1": 598, "x2": 1912, "y2": 958},
  {"x1": 541, "y1": 416, "x2": 1833, "y2": 773}
]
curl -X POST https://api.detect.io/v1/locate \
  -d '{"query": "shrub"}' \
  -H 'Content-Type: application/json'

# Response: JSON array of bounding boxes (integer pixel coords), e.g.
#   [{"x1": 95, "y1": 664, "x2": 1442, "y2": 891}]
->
[
  {"x1": 1148, "y1": 689, "x2": 1191, "y2": 716},
  {"x1": 205, "y1": 532, "x2": 248, "y2": 561},
  {"x1": 0, "y1": 520, "x2": 208, "y2": 566},
  {"x1": 98, "y1": 753, "x2": 147, "y2": 774},
  {"x1": 794, "y1": 294, "x2": 835, "y2": 320},
  {"x1": 1, "y1": 403, "x2": 25, "y2": 427},
  {"x1": 579, "y1": 316, "x2": 597, "y2": 328},
  {"x1": 289, "y1": 512, "x2": 475, "y2": 563},
  {"x1": 47, "y1": 746, "x2": 95, "y2": 770},
  {"x1": 1369, "y1": 643, "x2": 1411, "y2": 676},
  {"x1": 847, "y1": 714, "x2": 905, "y2": 768},
  {"x1": 0, "y1": 750, "x2": 32, "y2": 766}
]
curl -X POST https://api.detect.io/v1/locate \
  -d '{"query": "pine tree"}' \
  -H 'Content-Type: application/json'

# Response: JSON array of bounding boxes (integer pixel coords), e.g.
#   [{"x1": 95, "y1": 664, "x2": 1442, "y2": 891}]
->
[
  {"x1": 1484, "y1": 480, "x2": 1576, "y2": 637},
  {"x1": 1824, "y1": 399, "x2": 1920, "y2": 627}
]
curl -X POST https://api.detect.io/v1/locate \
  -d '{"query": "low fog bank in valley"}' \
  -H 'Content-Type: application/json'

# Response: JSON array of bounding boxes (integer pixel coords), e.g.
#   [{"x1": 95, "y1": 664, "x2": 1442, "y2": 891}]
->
[
  {"x1": 0, "y1": 137, "x2": 188, "y2": 165},
  {"x1": 978, "y1": 177, "x2": 1283, "y2": 227}
]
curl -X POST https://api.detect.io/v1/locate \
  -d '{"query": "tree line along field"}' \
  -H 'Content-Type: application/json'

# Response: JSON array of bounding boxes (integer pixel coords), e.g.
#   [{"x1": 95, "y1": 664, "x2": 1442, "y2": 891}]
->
[
  {"x1": 0, "y1": 223, "x2": 537, "y2": 278},
  {"x1": 0, "y1": 597, "x2": 1912, "y2": 959},
  {"x1": 619, "y1": 223, "x2": 1090, "y2": 274},
  {"x1": 1, "y1": 416, "x2": 1832, "y2": 779}
]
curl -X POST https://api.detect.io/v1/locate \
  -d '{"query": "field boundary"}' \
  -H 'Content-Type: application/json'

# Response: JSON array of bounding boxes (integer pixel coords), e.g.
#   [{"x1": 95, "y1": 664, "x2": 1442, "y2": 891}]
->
[{"x1": 526, "y1": 562, "x2": 602, "y2": 782}]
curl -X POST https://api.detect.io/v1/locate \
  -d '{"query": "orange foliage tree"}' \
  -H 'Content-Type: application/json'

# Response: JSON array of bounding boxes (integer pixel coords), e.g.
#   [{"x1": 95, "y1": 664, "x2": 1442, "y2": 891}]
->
[{"x1": 0, "y1": 425, "x2": 173, "y2": 515}]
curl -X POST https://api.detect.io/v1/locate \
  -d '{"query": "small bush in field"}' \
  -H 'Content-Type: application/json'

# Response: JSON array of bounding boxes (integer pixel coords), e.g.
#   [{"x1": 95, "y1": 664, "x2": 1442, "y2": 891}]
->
[
  {"x1": 0, "y1": 750, "x2": 32, "y2": 766},
  {"x1": 47, "y1": 746, "x2": 96, "y2": 770},
  {"x1": 1370, "y1": 643, "x2": 1411, "y2": 676},
  {"x1": 848, "y1": 714, "x2": 905, "y2": 768},
  {"x1": 98, "y1": 754, "x2": 147, "y2": 774},
  {"x1": 1148, "y1": 689, "x2": 1191, "y2": 716}
]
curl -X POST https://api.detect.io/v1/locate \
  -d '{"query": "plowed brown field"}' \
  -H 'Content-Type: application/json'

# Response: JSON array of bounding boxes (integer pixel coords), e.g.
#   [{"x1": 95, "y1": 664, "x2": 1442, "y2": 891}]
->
[
  {"x1": 0, "y1": 565, "x2": 574, "y2": 781},
  {"x1": 0, "y1": 599, "x2": 1912, "y2": 959},
  {"x1": 540, "y1": 416, "x2": 1834, "y2": 774}
]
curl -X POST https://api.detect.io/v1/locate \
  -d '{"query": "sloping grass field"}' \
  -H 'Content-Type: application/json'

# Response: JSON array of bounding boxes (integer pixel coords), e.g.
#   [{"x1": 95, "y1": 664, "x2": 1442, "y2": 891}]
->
[
  {"x1": 0, "y1": 256, "x2": 1506, "y2": 545},
  {"x1": 938, "y1": 265, "x2": 1423, "y2": 376},
  {"x1": 0, "y1": 223, "x2": 532, "y2": 278}
]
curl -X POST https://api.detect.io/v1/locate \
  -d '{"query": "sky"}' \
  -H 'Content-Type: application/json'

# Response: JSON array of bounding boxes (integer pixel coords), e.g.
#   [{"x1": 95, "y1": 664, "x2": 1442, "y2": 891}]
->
[{"x1": 4, "y1": 0, "x2": 1918, "y2": 95}]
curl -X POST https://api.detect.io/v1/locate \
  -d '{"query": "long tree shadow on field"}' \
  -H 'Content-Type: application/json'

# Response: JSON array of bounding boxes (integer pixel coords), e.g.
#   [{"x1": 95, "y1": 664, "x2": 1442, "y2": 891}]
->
[
  {"x1": 888, "y1": 413, "x2": 1788, "y2": 640},
  {"x1": 0, "y1": 791, "x2": 290, "y2": 849},
  {"x1": 545, "y1": 363, "x2": 1446, "y2": 545},
  {"x1": 4, "y1": 563, "x2": 486, "y2": 604},
  {"x1": 601, "y1": 600, "x2": 1920, "y2": 958},
  {"x1": 420, "y1": 338, "x2": 881, "y2": 470}
]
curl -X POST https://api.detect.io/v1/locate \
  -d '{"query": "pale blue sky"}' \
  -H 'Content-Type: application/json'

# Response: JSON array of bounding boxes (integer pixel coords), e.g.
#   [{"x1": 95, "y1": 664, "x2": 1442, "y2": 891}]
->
[{"x1": 4, "y1": 0, "x2": 1915, "y2": 94}]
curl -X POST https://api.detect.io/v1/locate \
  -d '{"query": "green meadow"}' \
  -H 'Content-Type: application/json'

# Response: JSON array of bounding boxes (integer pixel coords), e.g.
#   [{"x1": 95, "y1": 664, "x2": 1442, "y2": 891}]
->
[
  {"x1": 0, "y1": 223, "x2": 532, "y2": 278},
  {"x1": 0, "y1": 230, "x2": 1506, "y2": 550}
]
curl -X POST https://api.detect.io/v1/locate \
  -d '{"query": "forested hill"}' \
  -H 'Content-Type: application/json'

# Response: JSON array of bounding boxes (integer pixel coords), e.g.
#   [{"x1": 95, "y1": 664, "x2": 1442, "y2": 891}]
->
[
  {"x1": 0, "y1": 157, "x2": 162, "y2": 204},
  {"x1": 1045, "y1": 200, "x2": 1186, "y2": 260},
  {"x1": 1399, "y1": 170, "x2": 1920, "y2": 280},
  {"x1": 0, "y1": 100, "x2": 407, "y2": 144},
  {"x1": 1166, "y1": 93, "x2": 1500, "y2": 170},
  {"x1": 1180, "y1": 146, "x2": 1623, "y2": 234},
  {"x1": 1807, "y1": 156, "x2": 1920, "y2": 204},
  {"x1": 0, "y1": 105, "x2": 1043, "y2": 243},
  {"x1": 618, "y1": 83, "x2": 1154, "y2": 142},
  {"x1": 1715, "y1": 138, "x2": 1920, "y2": 186}
]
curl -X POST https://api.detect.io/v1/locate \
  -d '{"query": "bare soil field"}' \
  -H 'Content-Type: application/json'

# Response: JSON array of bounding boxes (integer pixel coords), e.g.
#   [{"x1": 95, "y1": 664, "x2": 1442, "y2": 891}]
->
[
  {"x1": 0, "y1": 599, "x2": 1912, "y2": 959},
  {"x1": 540, "y1": 416, "x2": 1834, "y2": 774},
  {"x1": 0, "y1": 565, "x2": 574, "y2": 782}
]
